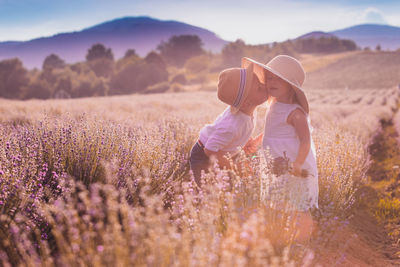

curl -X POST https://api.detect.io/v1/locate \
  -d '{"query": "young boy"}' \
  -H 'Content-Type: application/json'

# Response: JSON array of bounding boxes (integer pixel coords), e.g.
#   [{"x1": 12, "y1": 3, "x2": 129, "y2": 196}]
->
[{"x1": 189, "y1": 61, "x2": 268, "y2": 187}]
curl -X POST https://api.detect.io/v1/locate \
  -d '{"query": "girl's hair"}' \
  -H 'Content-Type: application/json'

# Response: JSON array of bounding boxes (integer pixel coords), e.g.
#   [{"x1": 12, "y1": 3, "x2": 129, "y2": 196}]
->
[{"x1": 291, "y1": 85, "x2": 303, "y2": 106}]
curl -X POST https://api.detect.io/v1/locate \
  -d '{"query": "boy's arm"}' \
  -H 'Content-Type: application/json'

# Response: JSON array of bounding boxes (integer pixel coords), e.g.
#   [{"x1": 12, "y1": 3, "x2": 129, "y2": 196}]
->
[
  {"x1": 204, "y1": 149, "x2": 233, "y2": 169},
  {"x1": 204, "y1": 149, "x2": 252, "y2": 175},
  {"x1": 243, "y1": 133, "x2": 263, "y2": 155},
  {"x1": 288, "y1": 109, "x2": 310, "y2": 176}
]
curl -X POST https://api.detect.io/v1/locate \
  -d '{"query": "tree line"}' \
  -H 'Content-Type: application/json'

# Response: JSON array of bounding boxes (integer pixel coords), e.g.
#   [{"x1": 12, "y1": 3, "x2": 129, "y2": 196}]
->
[{"x1": 0, "y1": 35, "x2": 360, "y2": 100}]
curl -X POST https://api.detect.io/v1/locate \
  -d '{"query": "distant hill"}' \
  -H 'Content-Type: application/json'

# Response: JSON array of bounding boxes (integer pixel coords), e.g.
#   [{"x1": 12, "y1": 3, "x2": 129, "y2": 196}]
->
[
  {"x1": 0, "y1": 16, "x2": 228, "y2": 69},
  {"x1": 303, "y1": 51, "x2": 400, "y2": 89},
  {"x1": 298, "y1": 24, "x2": 400, "y2": 51},
  {"x1": 296, "y1": 31, "x2": 336, "y2": 40},
  {"x1": 331, "y1": 24, "x2": 400, "y2": 50}
]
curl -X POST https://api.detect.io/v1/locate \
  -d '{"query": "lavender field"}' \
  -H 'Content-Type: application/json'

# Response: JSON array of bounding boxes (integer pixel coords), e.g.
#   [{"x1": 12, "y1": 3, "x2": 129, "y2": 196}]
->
[{"x1": 1, "y1": 87, "x2": 399, "y2": 266}]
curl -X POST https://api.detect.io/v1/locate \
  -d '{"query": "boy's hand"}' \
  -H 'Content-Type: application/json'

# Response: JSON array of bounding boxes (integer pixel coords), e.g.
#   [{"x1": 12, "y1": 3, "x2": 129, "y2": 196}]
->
[{"x1": 243, "y1": 134, "x2": 263, "y2": 155}]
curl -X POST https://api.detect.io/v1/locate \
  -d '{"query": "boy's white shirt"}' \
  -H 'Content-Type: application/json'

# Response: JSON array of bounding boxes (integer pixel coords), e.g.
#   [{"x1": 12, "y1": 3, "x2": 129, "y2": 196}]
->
[{"x1": 199, "y1": 106, "x2": 255, "y2": 154}]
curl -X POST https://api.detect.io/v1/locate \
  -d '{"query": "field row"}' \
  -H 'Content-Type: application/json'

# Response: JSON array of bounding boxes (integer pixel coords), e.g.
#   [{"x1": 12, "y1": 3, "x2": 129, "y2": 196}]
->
[{"x1": 307, "y1": 87, "x2": 400, "y2": 106}]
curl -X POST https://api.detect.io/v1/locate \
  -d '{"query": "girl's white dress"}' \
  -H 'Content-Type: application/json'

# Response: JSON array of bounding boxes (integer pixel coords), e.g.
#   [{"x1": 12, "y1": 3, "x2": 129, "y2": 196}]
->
[{"x1": 261, "y1": 101, "x2": 319, "y2": 211}]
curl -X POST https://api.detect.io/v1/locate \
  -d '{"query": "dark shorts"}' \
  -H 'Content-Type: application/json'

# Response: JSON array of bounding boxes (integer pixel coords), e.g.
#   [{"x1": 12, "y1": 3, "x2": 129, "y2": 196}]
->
[{"x1": 189, "y1": 142, "x2": 210, "y2": 187}]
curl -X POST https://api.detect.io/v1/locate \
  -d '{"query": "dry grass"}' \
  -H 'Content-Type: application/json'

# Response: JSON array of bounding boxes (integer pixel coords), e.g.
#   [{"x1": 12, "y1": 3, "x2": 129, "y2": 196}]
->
[
  {"x1": 303, "y1": 51, "x2": 400, "y2": 89},
  {"x1": 299, "y1": 51, "x2": 361, "y2": 73}
]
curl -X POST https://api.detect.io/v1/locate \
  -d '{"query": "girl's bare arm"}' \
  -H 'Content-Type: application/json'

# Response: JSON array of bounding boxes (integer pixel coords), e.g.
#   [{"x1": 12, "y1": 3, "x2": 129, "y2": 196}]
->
[{"x1": 288, "y1": 109, "x2": 310, "y2": 176}]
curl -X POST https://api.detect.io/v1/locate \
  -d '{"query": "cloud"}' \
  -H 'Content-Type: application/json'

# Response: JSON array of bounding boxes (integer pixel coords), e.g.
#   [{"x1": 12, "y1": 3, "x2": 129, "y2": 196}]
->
[{"x1": 361, "y1": 7, "x2": 387, "y2": 24}]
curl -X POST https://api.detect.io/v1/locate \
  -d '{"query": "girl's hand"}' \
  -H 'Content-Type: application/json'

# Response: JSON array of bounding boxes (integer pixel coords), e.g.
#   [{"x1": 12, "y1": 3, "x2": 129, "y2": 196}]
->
[
  {"x1": 291, "y1": 161, "x2": 303, "y2": 177},
  {"x1": 243, "y1": 134, "x2": 263, "y2": 155}
]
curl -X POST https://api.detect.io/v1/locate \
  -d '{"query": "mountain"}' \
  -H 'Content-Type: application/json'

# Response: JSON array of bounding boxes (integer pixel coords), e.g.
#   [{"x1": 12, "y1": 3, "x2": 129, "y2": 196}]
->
[
  {"x1": 297, "y1": 24, "x2": 400, "y2": 51},
  {"x1": 296, "y1": 31, "x2": 336, "y2": 40},
  {"x1": 0, "y1": 16, "x2": 228, "y2": 69},
  {"x1": 330, "y1": 24, "x2": 400, "y2": 50}
]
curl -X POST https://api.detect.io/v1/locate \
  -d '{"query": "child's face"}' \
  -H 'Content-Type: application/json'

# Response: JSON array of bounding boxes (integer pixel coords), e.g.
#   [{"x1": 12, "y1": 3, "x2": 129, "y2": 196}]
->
[
  {"x1": 247, "y1": 73, "x2": 268, "y2": 105},
  {"x1": 266, "y1": 71, "x2": 293, "y2": 100}
]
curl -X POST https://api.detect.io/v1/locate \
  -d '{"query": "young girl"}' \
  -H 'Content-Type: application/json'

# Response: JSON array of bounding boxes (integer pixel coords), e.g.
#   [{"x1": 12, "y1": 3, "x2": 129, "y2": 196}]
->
[{"x1": 243, "y1": 55, "x2": 318, "y2": 247}]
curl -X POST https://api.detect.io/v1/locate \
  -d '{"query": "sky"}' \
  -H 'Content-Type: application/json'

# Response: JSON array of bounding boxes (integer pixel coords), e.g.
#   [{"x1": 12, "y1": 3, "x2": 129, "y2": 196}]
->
[{"x1": 0, "y1": 0, "x2": 400, "y2": 44}]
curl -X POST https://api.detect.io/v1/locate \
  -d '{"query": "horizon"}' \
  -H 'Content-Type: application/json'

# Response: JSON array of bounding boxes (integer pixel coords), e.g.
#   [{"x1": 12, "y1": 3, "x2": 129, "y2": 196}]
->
[{"x1": 1, "y1": 0, "x2": 400, "y2": 44}]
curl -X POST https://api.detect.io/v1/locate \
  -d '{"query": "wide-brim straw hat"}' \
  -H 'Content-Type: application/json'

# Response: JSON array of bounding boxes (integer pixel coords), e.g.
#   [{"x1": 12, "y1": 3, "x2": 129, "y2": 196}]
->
[
  {"x1": 217, "y1": 63, "x2": 254, "y2": 114},
  {"x1": 242, "y1": 55, "x2": 309, "y2": 113}
]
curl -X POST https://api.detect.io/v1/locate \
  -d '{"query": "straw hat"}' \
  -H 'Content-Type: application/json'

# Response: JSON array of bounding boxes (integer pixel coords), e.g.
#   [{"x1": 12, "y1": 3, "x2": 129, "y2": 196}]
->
[
  {"x1": 217, "y1": 63, "x2": 254, "y2": 114},
  {"x1": 242, "y1": 55, "x2": 309, "y2": 113}
]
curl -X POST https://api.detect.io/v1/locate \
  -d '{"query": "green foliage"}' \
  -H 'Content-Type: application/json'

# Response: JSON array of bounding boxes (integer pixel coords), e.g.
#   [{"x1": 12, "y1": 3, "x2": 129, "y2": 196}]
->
[
  {"x1": 39, "y1": 68, "x2": 58, "y2": 84},
  {"x1": 0, "y1": 58, "x2": 29, "y2": 99},
  {"x1": 144, "y1": 81, "x2": 170, "y2": 94},
  {"x1": 88, "y1": 58, "x2": 114, "y2": 78},
  {"x1": 85, "y1": 44, "x2": 115, "y2": 78},
  {"x1": 86, "y1": 43, "x2": 114, "y2": 61},
  {"x1": 71, "y1": 71, "x2": 108, "y2": 97},
  {"x1": 184, "y1": 54, "x2": 210, "y2": 74},
  {"x1": 0, "y1": 36, "x2": 361, "y2": 100},
  {"x1": 115, "y1": 53, "x2": 141, "y2": 71},
  {"x1": 170, "y1": 83, "x2": 183, "y2": 92},
  {"x1": 367, "y1": 119, "x2": 400, "y2": 181},
  {"x1": 221, "y1": 39, "x2": 296, "y2": 68},
  {"x1": 242, "y1": 44, "x2": 271, "y2": 64},
  {"x1": 157, "y1": 34, "x2": 204, "y2": 67},
  {"x1": 124, "y1": 49, "x2": 138, "y2": 59},
  {"x1": 53, "y1": 70, "x2": 73, "y2": 95},
  {"x1": 375, "y1": 198, "x2": 400, "y2": 222},
  {"x1": 220, "y1": 37, "x2": 356, "y2": 69},
  {"x1": 69, "y1": 62, "x2": 92, "y2": 74},
  {"x1": 144, "y1": 51, "x2": 166, "y2": 69},
  {"x1": 222, "y1": 39, "x2": 246, "y2": 67},
  {"x1": 170, "y1": 73, "x2": 187, "y2": 85},
  {"x1": 360, "y1": 112, "x2": 400, "y2": 245},
  {"x1": 23, "y1": 76, "x2": 52, "y2": 99},
  {"x1": 188, "y1": 73, "x2": 207, "y2": 85},
  {"x1": 294, "y1": 37, "x2": 357, "y2": 53},
  {"x1": 110, "y1": 58, "x2": 168, "y2": 95},
  {"x1": 109, "y1": 61, "x2": 145, "y2": 94},
  {"x1": 271, "y1": 40, "x2": 297, "y2": 57},
  {"x1": 42, "y1": 54, "x2": 65, "y2": 70},
  {"x1": 27, "y1": 67, "x2": 108, "y2": 98}
]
